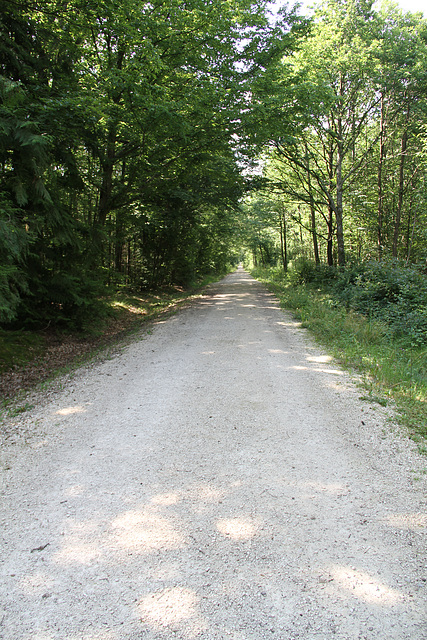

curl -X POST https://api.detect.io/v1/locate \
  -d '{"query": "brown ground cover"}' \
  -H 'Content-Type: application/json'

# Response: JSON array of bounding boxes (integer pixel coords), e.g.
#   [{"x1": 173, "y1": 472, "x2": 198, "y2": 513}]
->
[{"x1": 0, "y1": 312, "x2": 139, "y2": 401}]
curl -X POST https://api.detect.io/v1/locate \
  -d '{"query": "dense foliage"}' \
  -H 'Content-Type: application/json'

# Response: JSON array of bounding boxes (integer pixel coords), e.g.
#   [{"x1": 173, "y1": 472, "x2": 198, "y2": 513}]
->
[
  {"x1": 1, "y1": 0, "x2": 426, "y2": 332},
  {"x1": 0, "y1": 0, "x2": 301, "y2": 328},
  {"x1": 245, "y1": 0, "x2": 427, "y2": 271},
  {"x1": 282, "y1": 258, "x2": 427, "y2": 347}
]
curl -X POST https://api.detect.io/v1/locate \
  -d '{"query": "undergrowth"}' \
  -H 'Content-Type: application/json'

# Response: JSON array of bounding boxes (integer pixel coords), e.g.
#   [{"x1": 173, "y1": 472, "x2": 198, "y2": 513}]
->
[
  {"x1": 0, "y1": 271, "x2": 224, "y2": 405},
  {"x1": 251, "y1": 262, "x2": 427, "y2": 448},
  {"x1": 0, "y1": 329, "x2": 46, "y2": 374}
]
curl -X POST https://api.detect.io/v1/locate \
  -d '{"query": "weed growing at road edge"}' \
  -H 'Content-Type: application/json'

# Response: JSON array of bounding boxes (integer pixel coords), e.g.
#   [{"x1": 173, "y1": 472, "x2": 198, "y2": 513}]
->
[{"x1": 252, "y1": 266, "x2": 427, "y2": 447}]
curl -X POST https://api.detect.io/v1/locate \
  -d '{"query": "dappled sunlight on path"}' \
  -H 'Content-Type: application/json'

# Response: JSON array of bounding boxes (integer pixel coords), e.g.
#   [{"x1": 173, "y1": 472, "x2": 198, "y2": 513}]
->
[{"x1": 1, "y1": 268, "x2": 426, "y2": 639}]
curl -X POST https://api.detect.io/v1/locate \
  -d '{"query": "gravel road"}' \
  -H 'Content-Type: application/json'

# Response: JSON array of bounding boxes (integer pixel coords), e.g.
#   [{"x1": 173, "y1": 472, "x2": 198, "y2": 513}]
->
[{"x1": 1, "y1": 267, "x2": 426, "y2": 640}]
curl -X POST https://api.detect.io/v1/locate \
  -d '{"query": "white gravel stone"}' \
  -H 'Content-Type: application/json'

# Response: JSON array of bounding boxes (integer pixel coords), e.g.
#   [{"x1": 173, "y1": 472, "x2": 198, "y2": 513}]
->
[{"x1": 0, "y1": 267, "x2": 426, "y2": 639}]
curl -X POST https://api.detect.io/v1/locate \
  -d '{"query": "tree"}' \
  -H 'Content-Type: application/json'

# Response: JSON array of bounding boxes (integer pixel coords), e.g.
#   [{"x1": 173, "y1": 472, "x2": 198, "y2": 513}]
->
[
  {"x1": 373, "y1": 4, "x2": 427, "y2": 259},
  {"x1": 1, "y1": 0, "x2": 291, "y2": 325},
  {"x1": 272, "y1": 0, "x2": 383, "y2": 265}
]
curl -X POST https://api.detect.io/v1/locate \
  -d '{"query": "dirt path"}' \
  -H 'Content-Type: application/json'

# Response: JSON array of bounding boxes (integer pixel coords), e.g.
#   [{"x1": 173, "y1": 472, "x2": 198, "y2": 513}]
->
[{"x1": 1, "y1": 268, "x2": 426, "y2": 640}]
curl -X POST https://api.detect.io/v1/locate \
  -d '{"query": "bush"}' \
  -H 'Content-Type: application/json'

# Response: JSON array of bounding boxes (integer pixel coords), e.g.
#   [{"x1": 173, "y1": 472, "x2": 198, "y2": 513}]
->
[
  {"x1": 15, "y1": 265, "x2": 108, "y2": 332},
  {"x1": 261, "y1": 259, "x2": 427, "y2": 347},
  {"x1": 288, "y1": 257, "x2": 338, "y2": 287},
  {"x1": 332, "y1": 260, "x2": 427, "y2": 346}
]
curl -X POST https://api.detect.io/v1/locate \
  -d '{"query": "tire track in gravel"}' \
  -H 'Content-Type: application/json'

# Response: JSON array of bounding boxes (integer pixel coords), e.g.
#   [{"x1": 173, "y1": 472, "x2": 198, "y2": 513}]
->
[{"x1": 0, "y1": 267, "x2": 426, "y2": 640}]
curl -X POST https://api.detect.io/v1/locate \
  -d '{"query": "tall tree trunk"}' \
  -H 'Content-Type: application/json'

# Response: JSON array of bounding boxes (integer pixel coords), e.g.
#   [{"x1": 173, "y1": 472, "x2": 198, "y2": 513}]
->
[
  {"x1": 127, "y1": 241, "x2": 132, "y2": 283},
  {"x1": 327, "y1": 146, "x2": 334, "y2": 266},
  {"x1": 336, "y1": 115, "x2": 346, "y2": 266},
  {"x1": 258, "y1": 240, "x2": 265, "y2": 266},
  {"x1": 327, "y1": 207, "x2": 334, "y2": 266},
  {"x1": 97, "y1": 126, "x2": 116, "y2": 226},
  {"x1": 405, "y1": 174, "x2": 417, "y2": 264},
  {"x1": 377, "y1": 93, "x2": 386, "y2": 260},
  {"x1": 97, "y1": 47, "x2": 125, "y2": 227},
  {"x1": 309, "y1": 191, "x2": 320, "y2": 264},
  {"x1": 334, "y1": 75, "x2": 346, "y2": 267},
  {"x1": 305, "y1": 144, "x2": 320, "y2": 264},
  {"x1": 393, "y1": 110, "x2": 409, "y2": 258},
  {"x1": 406, "y1": 207, "x2": 416, "y2": 265},
  {"x1": 279, "y1": 210, "x2": 288, "y2": 272},
  {"x1": 298, "y1": 207, "x2": 304, "y2": 248},
  {"x1": 115, "y1": 225, "x2": 123, "y2": 274}
]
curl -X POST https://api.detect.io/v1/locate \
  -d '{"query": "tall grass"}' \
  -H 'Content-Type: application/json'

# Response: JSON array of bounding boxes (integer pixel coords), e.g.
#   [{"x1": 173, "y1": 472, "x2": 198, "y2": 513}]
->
[{"x1": 252, "y1": 265, "x2": 427, "y2": 448}]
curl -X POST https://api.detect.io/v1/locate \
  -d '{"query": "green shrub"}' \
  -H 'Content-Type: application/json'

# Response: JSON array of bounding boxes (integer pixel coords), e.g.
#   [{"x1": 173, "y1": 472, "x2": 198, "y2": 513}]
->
[
  {"x1": 17, "y1": 266, "x2": 108, "y2": 332},
  {"x1": 287, "y1": 257, "x2": 338, "y2": 287},
  {"x1": 332, "y1": 261, "x2": 427, "y2": 346}
]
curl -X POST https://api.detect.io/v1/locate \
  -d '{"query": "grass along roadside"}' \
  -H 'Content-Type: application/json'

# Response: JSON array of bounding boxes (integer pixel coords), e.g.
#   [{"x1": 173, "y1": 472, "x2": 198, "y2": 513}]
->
[
  {"x1": 251, "y1": 267, "x2": 427, "y2": 451},
  {"x1": 0, "y1": 274, "x2": 221, "y2": 412}
]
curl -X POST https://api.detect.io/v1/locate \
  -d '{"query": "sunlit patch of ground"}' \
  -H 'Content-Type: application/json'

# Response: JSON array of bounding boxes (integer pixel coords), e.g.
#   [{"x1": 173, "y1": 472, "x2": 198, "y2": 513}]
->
[
  {"x1": 328, "y1": 566, "x2": 403, "y2": 605},
  {"x1": 216, "y1": 516, "x2": 260, "y2": 540},
  {"x1": 138, "y1": 587, "x2": 208, "y2": 636}
]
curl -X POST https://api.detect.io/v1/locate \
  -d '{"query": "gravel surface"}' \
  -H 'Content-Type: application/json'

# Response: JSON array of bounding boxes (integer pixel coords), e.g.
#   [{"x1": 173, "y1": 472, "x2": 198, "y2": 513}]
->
[{"x1": 1, "y1": 267, "x2": 426, "y2": 640}]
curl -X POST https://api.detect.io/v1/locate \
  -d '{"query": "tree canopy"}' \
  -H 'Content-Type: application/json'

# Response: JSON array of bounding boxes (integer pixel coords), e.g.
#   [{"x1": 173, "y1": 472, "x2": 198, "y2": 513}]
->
[
  {"x1": 247, "y1": 0, "x2": 427, "y2": 270},
  {"x1": 1, "y1": 0, "x2": 426, "y2": 328}
]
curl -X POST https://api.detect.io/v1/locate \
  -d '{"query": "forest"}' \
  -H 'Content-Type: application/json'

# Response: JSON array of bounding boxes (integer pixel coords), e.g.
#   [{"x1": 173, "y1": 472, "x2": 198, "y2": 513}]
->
[{"x1": 1, "y1": 0, "x2": 427, "y2": 332}]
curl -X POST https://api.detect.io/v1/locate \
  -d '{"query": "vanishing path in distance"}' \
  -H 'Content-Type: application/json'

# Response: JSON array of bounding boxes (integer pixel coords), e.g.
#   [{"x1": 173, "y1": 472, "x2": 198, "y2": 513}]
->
[{"x1": 1, "y1": 267, "x2": 426, "y2": 639}]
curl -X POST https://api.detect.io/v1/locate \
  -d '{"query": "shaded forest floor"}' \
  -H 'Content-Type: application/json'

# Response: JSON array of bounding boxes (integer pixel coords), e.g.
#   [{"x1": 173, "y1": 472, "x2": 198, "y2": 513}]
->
[
  {"x1": 0, "y1": 316, "x2": 137, "y2": 401},
  {"x1": 0, "y1": 286, "x2": 208, "y2": 403}
]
